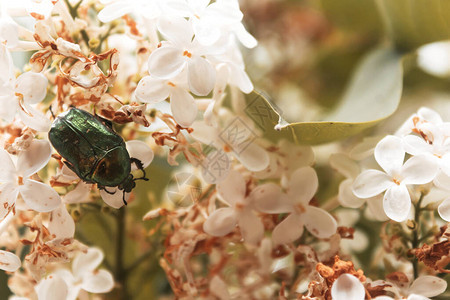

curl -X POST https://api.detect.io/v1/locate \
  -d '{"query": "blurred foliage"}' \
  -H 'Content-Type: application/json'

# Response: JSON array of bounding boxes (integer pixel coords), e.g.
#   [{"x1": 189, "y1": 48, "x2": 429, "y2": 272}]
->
[{"x1": 245, "y1": 48, "x2": 403, "y2": 144}]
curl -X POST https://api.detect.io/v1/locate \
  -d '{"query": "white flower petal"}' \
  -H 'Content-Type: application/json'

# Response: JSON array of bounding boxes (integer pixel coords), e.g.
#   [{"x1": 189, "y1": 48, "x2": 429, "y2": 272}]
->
[
  {"x1": 409, "y1": 275, "x2": 447, "y2": 297},
  {"x1": 126, "y1": 140, "x2": 154, "y2": 169},
  {"x1": 15, "y1": 72, "x2": 48, "y2": 104},
  {"x1": 193, "y1": 19, "x2": 221, "y2": 46},
  {"x1": 99, "y1": 188, "x2": 129, "y2": 209},
  {"x1": 73, "y1": 248, "x2": 104, "y2": 279},
  {"x1": 98, "y1": 2, "x2": 133, "y2": 23},
  {"x1": 383, "y1": 184, "x2": 411, "y2": 222},
  {"x1": 187, "y1": 56, "x2": 215, "y2": 96},
  {"x1": 374, "y1": 135, "x2": 405, "y2": 175},
  {"x1": 148, "y1": 46, "x2": 186, "y2": 79},
  {"x1": 0, "y1": 20, "x2": 19, "y2": 48},
  {"x1": 365, "y1": 194, "x2": 389, "y2": 221},
  {"x1": 0, "y1": 44, "x2": 14, "y2": 85},
  {"x1": 170, "y1": 87, "x2": 198, "y2": 127},
  {"x1": 331, "y1": 274, "x2": 365, "y2": 300},
  {"x1": 237, "y1": 209, "x2": 264, "y2": 245},
  {"x1": 438, "y1": 197, "x2": 450, "y2": 221},
  {"x1": 338, "y1": 179, "x2": 365, "y2": 208},
  {"x1": 201, "y1": 148, "x2": 231, "y2": 184},
  {"x1": 401, "y1": 154, "x2": 439, "y2": 185},
  {"x1": 235, "y1": 142, "x2": 269, "y2": 172},
  {"x1": 0, "y1": 94, "x2": 18, "y2": 124},
  {"x1": 234, "y1": 22, "x2": 258, "y2": 49},
  {"x1": 190, "y1": 120, "x2": 216, "y2": 145},
  {"x1": 417, "y1": 41, "x2": 450, "y2": 77},
  {"x1": 49, "y1": 204, "x2": 75, "y2": 239},
  {"x1": 19, "y1": 179, "x2": 61, "y2": 212},
  {"x1": 135, "y1": 76, "x2": 170, "y2": 104},
  {"x1": 304, "y1": 206, "x2": 337, "y2": 239},
  {"x1": 0, "y1": 182, "x2": 18, "y2": 220},
  {"x1": 272, "y1": 213, "x2": 304, "y2": 245},
  {"x1": 157, "y1": 16, "x2": 193, "y2": 44},
  {"x1": 406, "y1": 294, "x2": 430, "y2": 300},
  {"x1": 216, "y1": 170, "x2": 246, "y2": 206},
  {"x1": 203, "y1": 207, "x2": 237, "y2": 237},
  {"x1": 36, "y1": 274, "x2": 68, "y2": 300},
  {"x1": 288, "y1": 167, "x2": 318, "y2": 204},
  {"x1": 52, "y1": 269, "x2": 79, "y2": 300},
  {"x1": 17, "y1": 139, "x2": 51, "y2": 177},
  {"x1": 64, "y1": 182, "x2": 92, "y2": 204},
  {"x1": 403, "y1": 135, "x2": 432, "y2": 156},
  {"x1": 352, "y1": 170, "x2": 392, "y2": 198},
  {"x1": 0, "y1": 250, "x2": 21, "y2": 272},
  {"x1": 0, "y1": 149, "x2": 16, "y2": 181},
  {"x1": 81, "y1": 269, "x2": 114, "y2": 294},
  {"x1": 252, "y1": 183, "x2": 293, "y2": 213},
  {"x1": 18, "y1": 104, "x2": 51, "y2": 132},
  {"x1": 227, "y1": 62, "x2": 253, "y2": 94},
  {"x1": 433, "y1": 170, "x2": 450, "y2": 191}
]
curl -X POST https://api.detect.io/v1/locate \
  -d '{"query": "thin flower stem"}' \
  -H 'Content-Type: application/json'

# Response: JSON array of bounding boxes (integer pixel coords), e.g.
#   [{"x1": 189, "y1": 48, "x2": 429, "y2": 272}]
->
[
  {"x1": 64, "y1": 0, "x2": 90, "y2": 47},
  {"x1": 411, "y1": 192, "x2": 425, "y2": 279},
  {"x1": 115, "y1": 206, "x2": 128, "y2": 300}
]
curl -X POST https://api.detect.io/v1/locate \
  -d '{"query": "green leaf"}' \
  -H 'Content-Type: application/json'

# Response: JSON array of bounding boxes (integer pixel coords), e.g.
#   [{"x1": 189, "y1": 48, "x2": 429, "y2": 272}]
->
[
  {"x1": 245, "y1": 47, "x2": 403, "y2": 145},
  {"x1": 377, "y1": 0, "x2": 450, "y2": 52}
]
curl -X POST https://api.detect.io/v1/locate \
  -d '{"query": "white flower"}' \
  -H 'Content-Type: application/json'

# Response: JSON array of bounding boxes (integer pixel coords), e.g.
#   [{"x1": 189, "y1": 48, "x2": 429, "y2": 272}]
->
[
  {"x1": 353, "y1": 135, "x2": 439, "y2": 222},
  {"x1": 254, "y1": 167, "x2": 337, "y2": 245},
  {"x1": 331, "y1": 274, "x2": 365, "y2": 300},
  {"x1": 395, "y1": 107, "x2": 444, "y2": 137},
  {"x1": 0, "y1": 139, "x2": 61, "y2": 217},
  {"x1": 135, "y1": 72, "x2": 198, "y2": 127},
  {"x1": 165, "y1": 0, "x2": 257, "y2": 48},
  {"x1": 203, "y1": 170, "x2": 264, "y2": 245},
  {"x1": 191, "y1": 115, "x2": 269, "y2": 181},
  {"x1": 0, "y1": 45, "x2": 51, "y2": 132},
  {"x1": 54, "y1": 248, "x2": 114, "y2": 300},
  {"x1": 148, "y1": 16, "x2": 216, "y2": 97}
]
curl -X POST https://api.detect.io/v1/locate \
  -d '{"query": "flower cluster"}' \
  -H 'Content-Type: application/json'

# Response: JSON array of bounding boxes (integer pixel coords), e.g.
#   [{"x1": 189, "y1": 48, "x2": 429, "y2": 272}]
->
[{"x1": 0, "y1": 0, "x2": 448, "y2": 299}]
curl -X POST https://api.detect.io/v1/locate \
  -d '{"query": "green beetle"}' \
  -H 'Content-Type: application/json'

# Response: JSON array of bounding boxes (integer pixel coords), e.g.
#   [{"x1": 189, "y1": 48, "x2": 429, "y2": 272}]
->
[{"x1": 48, "y1": 108, "x2": 147, "y2": 204}]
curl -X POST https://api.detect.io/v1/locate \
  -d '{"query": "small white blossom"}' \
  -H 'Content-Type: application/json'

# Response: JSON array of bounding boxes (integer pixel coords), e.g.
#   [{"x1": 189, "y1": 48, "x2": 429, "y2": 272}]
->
[
  {"x1": 353, "y1": 135, "x2": 439, "y2": 222},
  {"x1": 54, "y1": 248, "x2": 114, "y2": 300},
  {"x1": 148, "y1": 16, "x2": 217, "y2": 96},
  {"x1": 203, "y1": 170, "x2": 264, "y2": 245},
  {"x1": 0, "y1": 139, "x2": 61, "y2": 217},
  {"x1": 0, "y1": 45, "x2": 50, "y2": 132},
  {"x1": 254, "y1": 167, "x2": 337, "y2": 245}
]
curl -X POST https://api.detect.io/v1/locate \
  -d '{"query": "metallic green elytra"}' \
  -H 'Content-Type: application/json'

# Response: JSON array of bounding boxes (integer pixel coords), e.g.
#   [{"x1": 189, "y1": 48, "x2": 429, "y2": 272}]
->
[{"x1": 48, "y1": 108, "x2": 147, "y2": 204}]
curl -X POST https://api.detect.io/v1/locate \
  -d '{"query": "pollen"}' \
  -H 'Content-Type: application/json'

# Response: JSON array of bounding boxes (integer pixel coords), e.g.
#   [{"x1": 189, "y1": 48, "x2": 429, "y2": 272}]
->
[
  {"x1": 18, "y1": 176, "x2": 24, "y2": 185},
  {"x1": 183, "y1": 50, "x2": 192, "y2": 58},
  {"x1": 393, "y1": 178, "x2": 401, "y2": 185},
  {"x1": 168, "y1": 82, "x2": 176, "y2": 87}
]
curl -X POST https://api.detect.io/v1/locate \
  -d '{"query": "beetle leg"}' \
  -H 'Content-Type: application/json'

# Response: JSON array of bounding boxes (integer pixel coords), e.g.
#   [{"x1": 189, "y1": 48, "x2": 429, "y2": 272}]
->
[
  {"x1": 98, "y1": 185, "x2": 116, "y2": 195},
  {"x1": 122, "y1": 191, "x2": 128, "y2": 206}
]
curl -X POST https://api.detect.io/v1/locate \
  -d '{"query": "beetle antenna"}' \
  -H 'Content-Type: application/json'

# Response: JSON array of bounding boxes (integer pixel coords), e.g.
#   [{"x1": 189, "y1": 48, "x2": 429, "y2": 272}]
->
[
  {"x1": 49, "y1": 105, "x2": 55, "y2": 119},
  {"x1": 122, "y1": 191, "x2": 128, "y2": 205}
]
